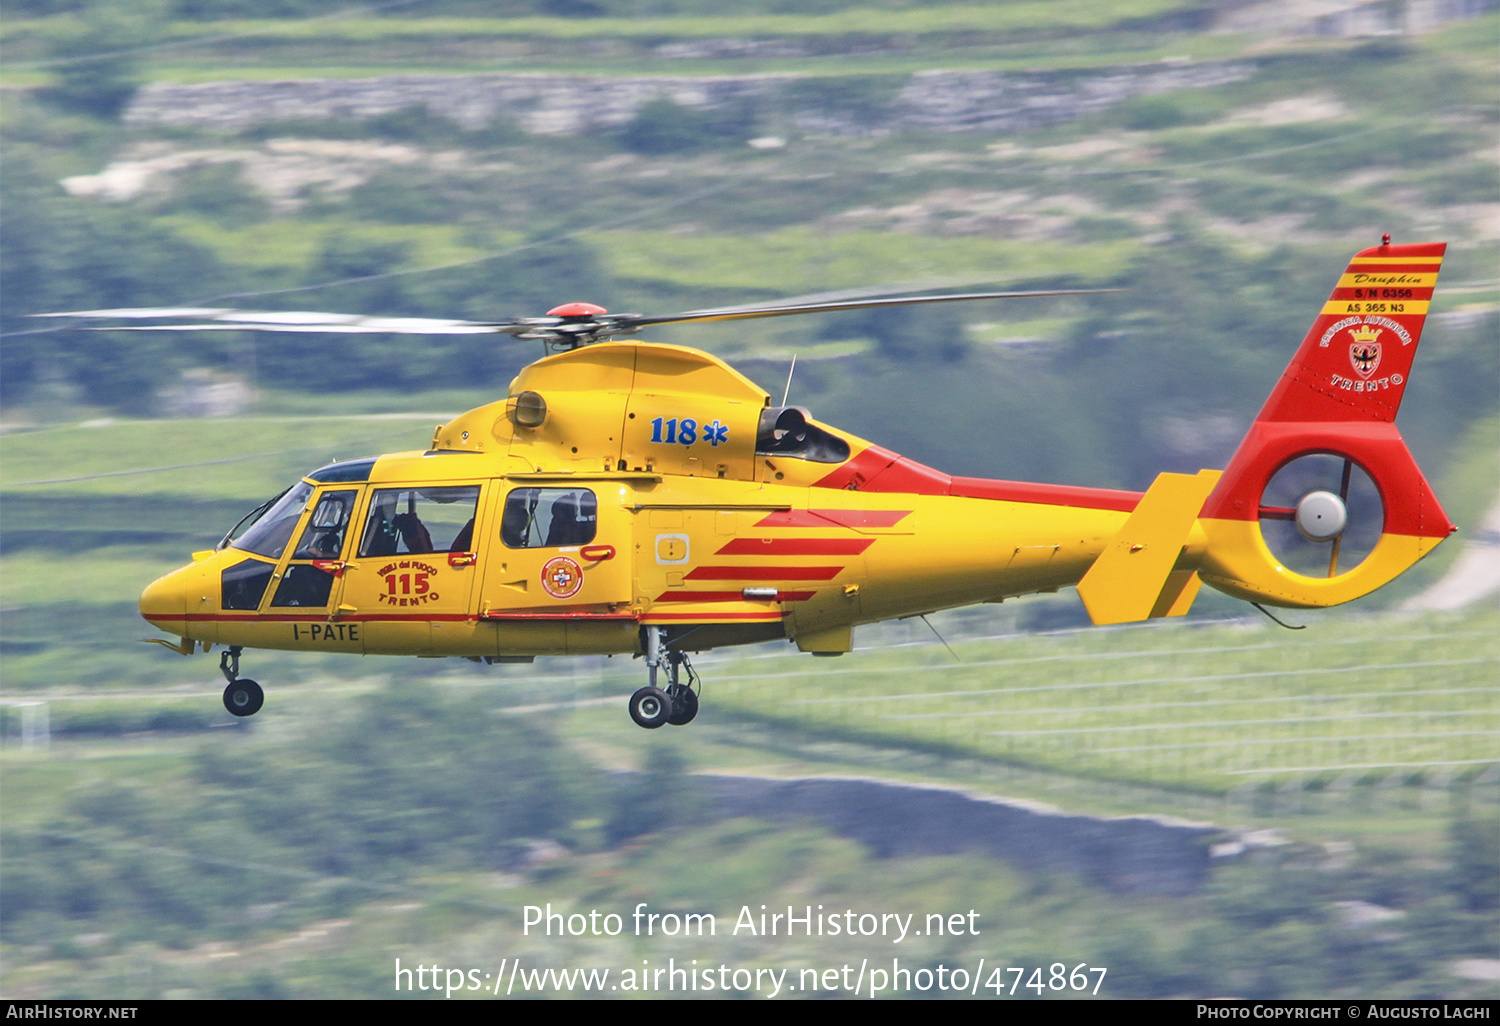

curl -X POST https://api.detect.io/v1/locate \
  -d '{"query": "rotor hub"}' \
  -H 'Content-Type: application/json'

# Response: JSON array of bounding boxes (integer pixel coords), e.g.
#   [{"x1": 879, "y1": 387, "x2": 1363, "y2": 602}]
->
[
  {"x1": 545, "y1": 302, "x2": 608, "y2": 318},
  {"x1": 1294, "y1": 489, "x2": 1348, "y2": 542}
]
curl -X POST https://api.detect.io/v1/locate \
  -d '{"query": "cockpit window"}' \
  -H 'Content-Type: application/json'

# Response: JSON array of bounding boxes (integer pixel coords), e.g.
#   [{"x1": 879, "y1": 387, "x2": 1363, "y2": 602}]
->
[
  {"x1": 359, "y1": 486, "x2": 481, "y2": 557},
  {"x1": 501, "y1": 488, "x2": 597, "y2": 548},
  {"x1": 755, "y1": 407, "x2": 851, "y2": 464},
  {"x1": 291, "y1": 490, "x2": 357, "y2": 560},
  {"x1": 222, "y1": 558, "x2": 275, "y2": 610},
  {"x1": 232, "y1": 481, "x2": 314, "y2": 560},
  {"x1": 307, "y1": 458, "x2": 376, "y2": 483}
]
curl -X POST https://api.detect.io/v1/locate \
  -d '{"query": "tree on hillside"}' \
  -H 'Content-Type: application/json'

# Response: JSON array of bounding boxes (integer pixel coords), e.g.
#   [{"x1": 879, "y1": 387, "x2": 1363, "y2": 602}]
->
[
  {"x1": 0, "y1": 156, "x2": 236, "y2": 413},
  {"x1": 42, "y1": 0, "x2": 165, "y2": 119}
]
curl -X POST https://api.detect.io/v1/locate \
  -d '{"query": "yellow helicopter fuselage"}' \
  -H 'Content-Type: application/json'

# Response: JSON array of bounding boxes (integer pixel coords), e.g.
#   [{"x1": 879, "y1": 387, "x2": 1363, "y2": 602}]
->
[{"x1": 140, "y1": 341, "x2": 1149, "y2": 660}]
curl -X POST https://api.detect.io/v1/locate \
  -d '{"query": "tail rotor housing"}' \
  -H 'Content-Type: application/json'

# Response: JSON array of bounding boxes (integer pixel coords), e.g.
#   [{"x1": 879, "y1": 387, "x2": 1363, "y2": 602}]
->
[{"x1": 1196, "y1": 241, "x2": 1454, "y2": 609}]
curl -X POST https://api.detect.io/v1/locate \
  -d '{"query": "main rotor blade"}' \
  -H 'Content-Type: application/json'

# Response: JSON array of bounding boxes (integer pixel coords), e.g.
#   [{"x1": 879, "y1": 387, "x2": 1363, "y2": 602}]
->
[
  {"x1": 32, "y1": 307, "x2": 239, "y2": 319},
  {"x1": 35, "y1": 308, "x2": 511, "y2": 335},
  {"x1": 35, "y1": 285, "x2": 1124, "y2": 346},
  {"x1": 620, "y1": 288, "x2": 1123, "y2": 330}
]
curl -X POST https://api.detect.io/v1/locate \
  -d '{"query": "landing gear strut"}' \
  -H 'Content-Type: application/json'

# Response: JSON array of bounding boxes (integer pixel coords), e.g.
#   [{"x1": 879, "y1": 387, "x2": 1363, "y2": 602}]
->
[
  {"x1": 629, "y1": 627, "x2": 699, "y2": 729},
  {"x1": 219, "y1": 646, "x2": 263, "y2": 717},
  {"x1": 664, "y1": 652, "x2": 699, "y2": 726}
]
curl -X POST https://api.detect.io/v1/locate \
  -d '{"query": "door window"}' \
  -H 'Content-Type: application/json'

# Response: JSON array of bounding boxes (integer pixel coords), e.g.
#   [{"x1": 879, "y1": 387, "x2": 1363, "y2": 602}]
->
[
  {"x1": 269, "y1": 488, "x2": 359, "y2": 608},
  {"x1": 291, "y1": 490, "x2": 357, "y2": 560},
  {"x1": 500, "y1": 488, "x2": 598, "y2": 549},
  {"x1": 359, "y1": 486, "x2": 481, "y2": 558}
]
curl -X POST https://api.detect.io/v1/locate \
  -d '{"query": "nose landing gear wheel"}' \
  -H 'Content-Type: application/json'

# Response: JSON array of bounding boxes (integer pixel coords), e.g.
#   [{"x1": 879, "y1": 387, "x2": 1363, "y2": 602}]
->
[
  {"x1": 629, "y1": 686, "x2": 673, "y2": 729},
  {"x1": 666, "y1": 684, "x2": 698, "y2": 726},
  {"x1": 223, "y1": 679, "x2": 264, "y2": 717},
  {"x1": 218, "y1": 646, "x2": 263, "y2": 717}
]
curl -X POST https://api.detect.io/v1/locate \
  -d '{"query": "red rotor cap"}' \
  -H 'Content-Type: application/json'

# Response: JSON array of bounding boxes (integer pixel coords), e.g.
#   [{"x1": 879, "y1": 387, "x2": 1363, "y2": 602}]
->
[{"x1": 546, "y1": 302, "x2": 608, "y2": 318}]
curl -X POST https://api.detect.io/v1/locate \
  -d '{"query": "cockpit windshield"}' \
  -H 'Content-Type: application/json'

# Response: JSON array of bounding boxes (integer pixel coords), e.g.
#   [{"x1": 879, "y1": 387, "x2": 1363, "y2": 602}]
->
[
  {"x1": 228, "y1": 481, "x2": 314, "y2": 560},
  {"x1": 217, "y1": 490, "x2": 284, "y2": 552}
]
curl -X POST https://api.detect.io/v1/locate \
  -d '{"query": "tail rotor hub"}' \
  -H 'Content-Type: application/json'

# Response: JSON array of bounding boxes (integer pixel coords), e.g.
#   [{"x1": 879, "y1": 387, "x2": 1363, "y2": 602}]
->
[
  {"x1": 1259, "y1": 454, "x2": 1382, "y2": 578},
  {"x1": 1294, "y1": 490, "x2": 1348, "y2": 542}
]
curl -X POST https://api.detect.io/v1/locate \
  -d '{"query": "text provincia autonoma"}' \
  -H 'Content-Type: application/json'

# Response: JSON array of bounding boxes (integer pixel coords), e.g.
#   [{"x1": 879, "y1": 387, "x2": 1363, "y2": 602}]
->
[{"x1": 523, "y1": 903, "x2": 980, "y2": 944}]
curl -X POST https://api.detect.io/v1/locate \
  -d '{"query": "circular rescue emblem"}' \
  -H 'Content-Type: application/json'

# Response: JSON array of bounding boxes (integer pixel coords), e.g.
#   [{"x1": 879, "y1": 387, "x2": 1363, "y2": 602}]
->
[{"x1": 540, "y1": 556, "x2": 584, "y2": 600}]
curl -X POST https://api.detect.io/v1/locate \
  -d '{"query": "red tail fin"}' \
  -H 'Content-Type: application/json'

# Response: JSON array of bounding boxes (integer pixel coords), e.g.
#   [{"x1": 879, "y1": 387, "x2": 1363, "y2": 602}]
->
[{"x1": 1256, "y1": 241, "x2": 1445, "y2": 423}]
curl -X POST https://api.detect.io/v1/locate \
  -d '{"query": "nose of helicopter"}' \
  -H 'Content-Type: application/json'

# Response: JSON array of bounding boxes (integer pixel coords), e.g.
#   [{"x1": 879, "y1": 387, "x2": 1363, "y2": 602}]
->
[{"x1": 139, "y1": 563, "x2": 195, "y2": 633}]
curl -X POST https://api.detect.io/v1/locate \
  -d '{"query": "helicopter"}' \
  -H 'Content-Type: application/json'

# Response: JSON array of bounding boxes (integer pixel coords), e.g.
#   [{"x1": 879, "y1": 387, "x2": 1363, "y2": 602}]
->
[{"x1": 47, "y1": 239, "x2": 1454, "y2": 728}]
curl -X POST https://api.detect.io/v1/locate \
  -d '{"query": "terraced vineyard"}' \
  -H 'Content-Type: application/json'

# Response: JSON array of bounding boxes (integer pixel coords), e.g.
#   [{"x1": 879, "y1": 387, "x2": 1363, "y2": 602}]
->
[{"x1": 704, "y1": 608, "x2": 1500, "y2": 791}]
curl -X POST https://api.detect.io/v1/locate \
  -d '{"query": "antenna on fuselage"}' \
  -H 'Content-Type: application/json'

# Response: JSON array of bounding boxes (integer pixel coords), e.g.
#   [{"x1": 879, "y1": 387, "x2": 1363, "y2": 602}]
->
[
  {"x1": 782, "y1": 354, "x2": 797, "y2": 407},
  {"x1": 920, "y1": 615, "x2": 961, "y2": 662}
]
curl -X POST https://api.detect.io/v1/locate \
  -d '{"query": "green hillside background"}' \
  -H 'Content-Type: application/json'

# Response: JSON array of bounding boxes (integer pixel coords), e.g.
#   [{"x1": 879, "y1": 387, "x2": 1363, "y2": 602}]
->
[{"x1": 1, "y1": 0, "x2": 1496, "y2": 999}]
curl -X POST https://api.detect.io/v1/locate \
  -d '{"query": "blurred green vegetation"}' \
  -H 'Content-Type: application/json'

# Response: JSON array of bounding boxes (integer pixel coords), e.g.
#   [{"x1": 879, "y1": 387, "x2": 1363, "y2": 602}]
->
[
  {"x1": 2, "y1": 0, "x2": 1497, "y2": 1001},
  {"x1": 1, "y1": 686, "x2": 605, "y2": 948},
  {"x1": 1, "y1": 685, "x2": 1494, "y2": 997}
]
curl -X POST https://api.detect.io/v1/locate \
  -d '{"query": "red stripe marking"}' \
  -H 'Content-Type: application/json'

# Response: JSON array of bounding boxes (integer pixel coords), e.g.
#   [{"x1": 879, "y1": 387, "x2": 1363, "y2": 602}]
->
[
  {"x1": 652, "y1": 590, "x2": 815, "y2": 603},
  {"x1": 480, "y1": 611, "x2": 637, "y2": 621},
  {"x1": 686, "y1": 565, "x2": 843, "y2": 581},
  {"x1": 949, "y1": 477, "x2": 1142, "y2": 512},
  {"x1": 716, "y1": 538, "x2": 873, "y2": 555},
  {"x1": 753, "y1": 509, "x2": 913, "y2": 529},
  {"x1": 147, "y1": 612, "x2": 476, "y2": 623},
  {"x1": 147, "y1": 611, "x2": 636, "y2": 623},
  {"x1": 810, "y1": 445, "x2": 954, "y2": 495},
  {"x1": 787, "y1": 434, "x2": 1153, "y2": 511},
  {"x1": 860, "y1": 457, "x2": 951, "y2": 494},
  {"x1": 1329, "y1": 287, "x2": 1434, "y2": 298},
  {"x1": 643, "y1": 612, "x2": 784, "y2": 622},
  {"x1": 811, "y1": 508, "x2": 911, "y2": 528},
  {"x1": 810, "y1": 444, "x2": 897, "y2": 490},
  {"x1": 754, "y1": 510, "x2": 836, "y2": 528}
]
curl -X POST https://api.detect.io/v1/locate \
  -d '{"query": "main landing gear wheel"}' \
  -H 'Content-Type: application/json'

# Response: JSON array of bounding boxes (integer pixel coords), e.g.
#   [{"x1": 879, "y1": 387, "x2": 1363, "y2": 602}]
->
[
  {"x1": 223, "y1": 679, "x2": 264, "y2": 717},
  {"x1": 218, "y1": 645, "x2": 264, "y2": 717},
  {"x1": 633, "y1": 627, "x2": 703, "y2": 729},
  {"x1": 666, "y1": 684, "x2": 698, "y2": 726},
  {"x1": 629, "y1": 686, "x2": 673, "y2": 729}
]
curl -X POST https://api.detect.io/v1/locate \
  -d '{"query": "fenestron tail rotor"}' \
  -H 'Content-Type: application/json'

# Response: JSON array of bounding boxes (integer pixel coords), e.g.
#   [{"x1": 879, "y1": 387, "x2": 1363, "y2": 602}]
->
[
  {"x1": 35, "y1": 287, "x2": 1121, "y2": 350},
  {"x1": 1258, "y1": 454, "x2": 1383, "y2": 579}
]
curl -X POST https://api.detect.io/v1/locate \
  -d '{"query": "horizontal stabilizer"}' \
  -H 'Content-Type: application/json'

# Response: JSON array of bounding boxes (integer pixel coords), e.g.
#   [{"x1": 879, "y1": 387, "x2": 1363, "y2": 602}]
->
[{"x1": 1077, "y1": 469, "x2": 1222, "y2": 625}]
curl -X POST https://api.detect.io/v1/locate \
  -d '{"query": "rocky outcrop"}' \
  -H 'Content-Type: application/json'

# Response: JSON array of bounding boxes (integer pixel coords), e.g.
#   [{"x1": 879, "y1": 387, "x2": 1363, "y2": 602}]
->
[
  {"x1": 894, "y1": 64, "x2": 1250, "y2": 133},
  {"x1": 123, "y1": 63, "x2": 1252, "y2": 138},
  {"x1": 124, "y1": 73, "x2": 790, "y2": 135},
  {"x1": 1214, "y1": 0, "x2": 1498, "y2": 35}
]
